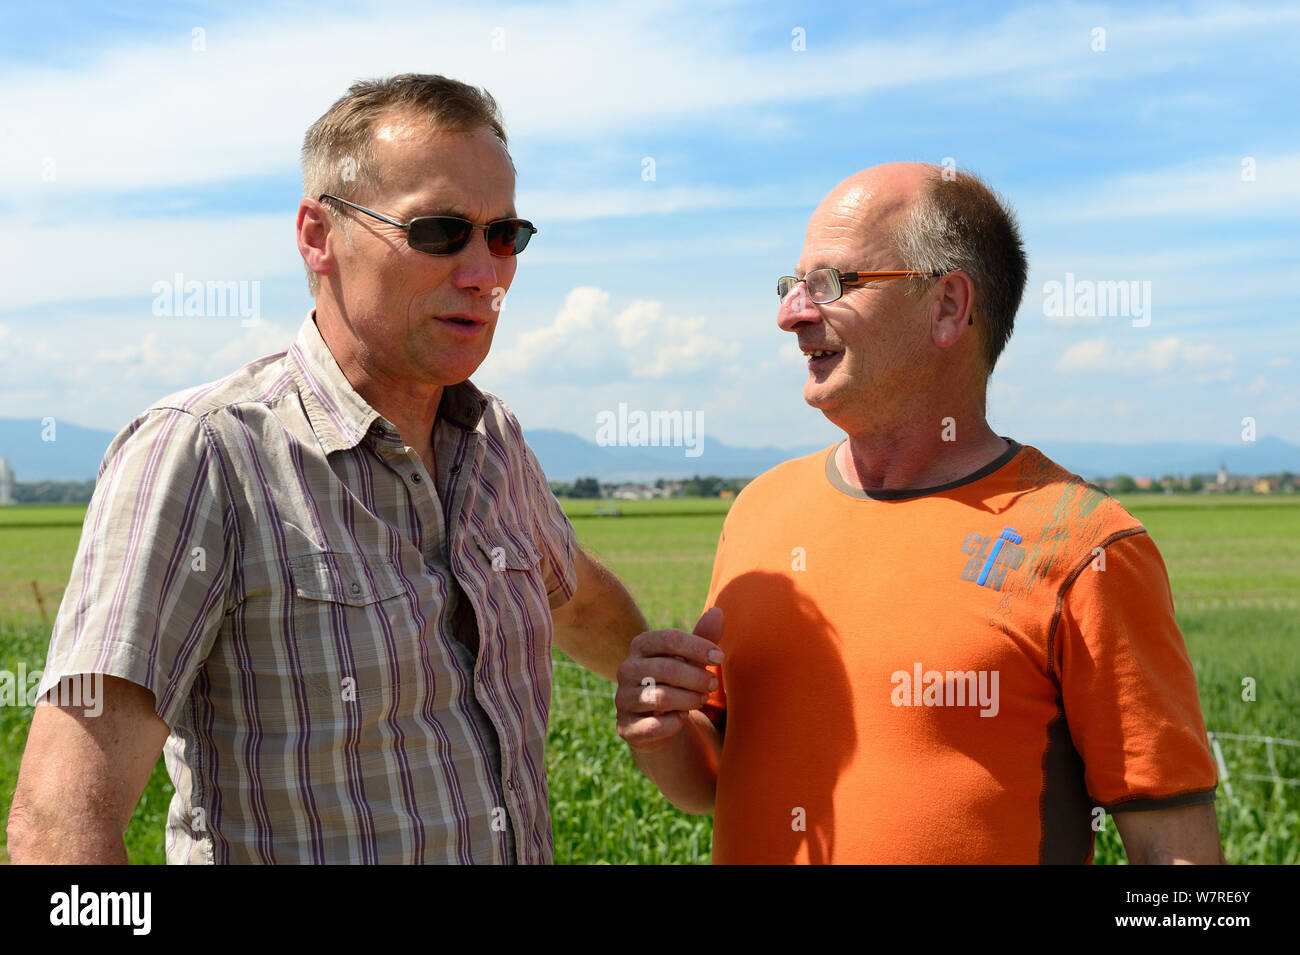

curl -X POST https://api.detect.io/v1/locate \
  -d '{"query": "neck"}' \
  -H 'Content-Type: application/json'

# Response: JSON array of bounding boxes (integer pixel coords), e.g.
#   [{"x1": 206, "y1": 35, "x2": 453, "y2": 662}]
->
[
  {"x1": 313, "y1": 306, "x2": 443, "y2": 457},
  {"x1": 832, "y1": 412, "x2": 1007, "y2": 492}
]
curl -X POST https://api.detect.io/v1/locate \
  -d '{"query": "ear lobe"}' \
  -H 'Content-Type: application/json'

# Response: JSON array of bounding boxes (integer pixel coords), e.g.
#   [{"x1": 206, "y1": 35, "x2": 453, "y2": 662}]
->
[{"x1": 930, "y1": 297, "x2": 972, "y2": 350}]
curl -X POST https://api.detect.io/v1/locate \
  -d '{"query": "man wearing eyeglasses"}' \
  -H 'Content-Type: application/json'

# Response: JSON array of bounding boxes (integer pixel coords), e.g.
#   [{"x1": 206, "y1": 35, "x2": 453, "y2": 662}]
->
[
  {"x1": 10, "y1": 74, "x2": 645, "y2": 864},
  {"x1": 615, "y1": 162, "x2": 1224, "y2": 864}
]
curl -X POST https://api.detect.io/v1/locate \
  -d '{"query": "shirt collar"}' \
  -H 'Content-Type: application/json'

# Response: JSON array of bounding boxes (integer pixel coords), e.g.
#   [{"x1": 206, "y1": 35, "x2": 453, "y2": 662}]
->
[{"x1": 288, "y1": 311, "x2": 490, "y2": 455}]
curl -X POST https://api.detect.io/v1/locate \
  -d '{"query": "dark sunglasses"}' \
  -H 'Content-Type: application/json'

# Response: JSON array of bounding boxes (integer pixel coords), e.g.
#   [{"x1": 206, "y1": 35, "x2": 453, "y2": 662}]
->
[{"x1": 319, "y1": 194, "x2": 537, "y2": 257}]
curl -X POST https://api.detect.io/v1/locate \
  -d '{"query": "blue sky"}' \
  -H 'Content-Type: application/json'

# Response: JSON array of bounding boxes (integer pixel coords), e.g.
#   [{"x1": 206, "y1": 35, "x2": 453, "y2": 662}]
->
[{"x1": 1, "y1": 0, "x2": 1296, "y2": 456}]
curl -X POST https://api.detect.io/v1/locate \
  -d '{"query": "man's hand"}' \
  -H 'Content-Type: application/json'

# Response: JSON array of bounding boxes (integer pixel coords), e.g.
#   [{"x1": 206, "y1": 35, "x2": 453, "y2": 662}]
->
[
  {"x1": 614, "y1": 608, "x2": 725, "y2": 813},
  {"x1": 617, "y1": 607, "x2": 724, "y2": 752},
  {"x1": 7, "y1": 675, "x2": 169, "y2": 864}
]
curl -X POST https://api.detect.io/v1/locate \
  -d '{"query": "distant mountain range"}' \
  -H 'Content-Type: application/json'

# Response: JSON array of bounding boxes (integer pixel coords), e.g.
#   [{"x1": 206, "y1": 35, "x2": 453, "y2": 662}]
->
[{"x1": 0, "y1": 417, "x2": 1296, "y2": 483}]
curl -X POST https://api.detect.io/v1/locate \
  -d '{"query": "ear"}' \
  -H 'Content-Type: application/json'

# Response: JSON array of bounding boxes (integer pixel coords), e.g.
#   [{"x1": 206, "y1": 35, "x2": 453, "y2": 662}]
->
[
  {"x1": 296, "y1": 198, "x2": 336, "y2": 291},
  {"x1": 929, "y1": 270, "x2": 976, "y2": 349}
]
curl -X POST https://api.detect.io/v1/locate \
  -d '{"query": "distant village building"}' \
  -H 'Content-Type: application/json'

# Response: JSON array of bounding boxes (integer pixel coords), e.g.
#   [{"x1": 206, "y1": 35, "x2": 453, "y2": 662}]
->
[
  {"x1": 612, "y1": 483, "x2": 666, "y2": 501},
  {"x1": 0, "y1": 458, "x2": 14, "y2": 505},
  {"x1": 1217, "y1": 462, "x2": 1228, "y2": 486}
]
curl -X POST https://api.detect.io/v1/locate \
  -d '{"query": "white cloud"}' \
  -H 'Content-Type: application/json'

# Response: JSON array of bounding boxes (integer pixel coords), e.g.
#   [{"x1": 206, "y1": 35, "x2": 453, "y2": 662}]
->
[
  {"x1": 1027, "y1": 153, "x2": 1300, "y2": 222},
  {"x1": 5, "y1": 0, "x2": 1295, "y2": 205},
  {"x1": 614, "y1": 300, "x2": 658, "y2": 349},
  {"x1": 520, "y1": 185, "x2": 783, "y2": 222},
  {"x1": 1055, "y1": 335, "x2": 1231, "y2": 379},
  {"x1": 626, "y1": 313, "x2": 738, "y2": 379},
  {"x1": 485, "y1": 285, "x2": 737, "y2": 381},
  {"x1": 0, "y1": 314, "x2": 296, "y2": 429},
  {"x1": 0, "y1": 214, "x2": 296, "y2": 310},
  {"x1": 489, "y1": 286, "x2": 608, "y2": 376}
]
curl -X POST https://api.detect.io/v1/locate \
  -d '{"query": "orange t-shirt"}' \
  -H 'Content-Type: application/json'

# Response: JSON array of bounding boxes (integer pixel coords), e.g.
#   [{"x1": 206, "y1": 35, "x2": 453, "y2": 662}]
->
[{"x1": 701, "y1": 439, "x2": 1217, "y2": 864}]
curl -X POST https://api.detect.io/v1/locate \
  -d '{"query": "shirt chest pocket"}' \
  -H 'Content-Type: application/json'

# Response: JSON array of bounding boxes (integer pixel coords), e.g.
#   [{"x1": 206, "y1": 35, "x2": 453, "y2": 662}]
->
[
  {"x1": 286, "y1": 551, "x2": 413, "y2": 701},
  {"x1": 464, "y1": 526, "x2": 555, "y2": 674},
  {"x1": 474, "y1": 529, "x2": 542, "y2": 576}
]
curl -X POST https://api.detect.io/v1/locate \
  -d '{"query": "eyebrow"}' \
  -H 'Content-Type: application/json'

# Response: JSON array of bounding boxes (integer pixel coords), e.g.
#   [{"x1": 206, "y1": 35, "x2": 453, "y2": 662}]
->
[
  {"x1": 399, "y1": 200, "x2": 517, "y2": 222},
  {"x1": 795, "y1": 264, "x2": 845, "y2": 278},
  {"x1": 399, "y1": 202, "x2": 468, "y2": 220}
]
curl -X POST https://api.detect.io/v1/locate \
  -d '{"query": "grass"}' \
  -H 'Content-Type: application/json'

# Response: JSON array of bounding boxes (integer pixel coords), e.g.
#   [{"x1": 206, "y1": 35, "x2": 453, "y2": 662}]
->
[{"x1": 1, "y1": 493, "x2": 1296, "y2": 864}]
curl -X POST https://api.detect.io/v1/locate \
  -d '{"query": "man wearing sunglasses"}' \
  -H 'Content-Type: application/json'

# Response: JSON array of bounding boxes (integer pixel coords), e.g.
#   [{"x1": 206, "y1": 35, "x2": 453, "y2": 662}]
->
[
  {"x1": 616, "y1": 162, "x2": 1224, "y2": 865},
  {"x1": 11, "y1": 74, "x2": 645, "y2": 865}
]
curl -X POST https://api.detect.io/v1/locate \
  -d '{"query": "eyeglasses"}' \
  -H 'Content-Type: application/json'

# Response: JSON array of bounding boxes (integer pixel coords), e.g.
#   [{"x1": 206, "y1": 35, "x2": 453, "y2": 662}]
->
[
  {"x1": 319, "y1": 194, "x2": 537, "y2": 257},
  {"x1": 777, "y1": 268, "x2": 947, "y2": 305}
]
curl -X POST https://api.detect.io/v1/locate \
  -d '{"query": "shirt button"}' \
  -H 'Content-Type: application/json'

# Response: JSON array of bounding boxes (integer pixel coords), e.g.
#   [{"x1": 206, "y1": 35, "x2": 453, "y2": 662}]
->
[
  {"x1": 350, "y1": 582, "x2": 361, "y2": 595},
  {"x1": 412, "y1": 473, "x2": 423, "y2": 483},
  {"x1": 450, "y1": 465, "x2": 460, "y2": 474}
]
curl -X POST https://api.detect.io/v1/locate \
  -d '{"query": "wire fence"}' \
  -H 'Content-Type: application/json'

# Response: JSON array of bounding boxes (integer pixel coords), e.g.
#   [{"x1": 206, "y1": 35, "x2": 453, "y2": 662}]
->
[
  {"x1": 551, "y1": 663, "x2": 1300, "y2": 806},
  {"x1": 1207, "y1": 732, "x2": 1300, "y2": 801}
]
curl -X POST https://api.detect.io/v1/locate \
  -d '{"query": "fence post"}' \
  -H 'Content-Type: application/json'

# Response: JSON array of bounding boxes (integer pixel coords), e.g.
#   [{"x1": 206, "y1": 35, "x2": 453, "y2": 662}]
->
[
  {"x1": 1207, "y1": 732, "x2": 1234, "y2": 801},
  {"x1": 31, "y1": 580, "x2": 49, "y2": 627}
]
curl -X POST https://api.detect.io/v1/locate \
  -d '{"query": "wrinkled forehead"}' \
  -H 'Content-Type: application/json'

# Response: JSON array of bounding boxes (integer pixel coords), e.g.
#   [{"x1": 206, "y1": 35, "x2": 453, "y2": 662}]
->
[
  {"x1": 800, "y1": 184, "x2": 911, "y2": 269},
  {"x1": 368, "y1": 115, "x2": 515, "y2": 206}
]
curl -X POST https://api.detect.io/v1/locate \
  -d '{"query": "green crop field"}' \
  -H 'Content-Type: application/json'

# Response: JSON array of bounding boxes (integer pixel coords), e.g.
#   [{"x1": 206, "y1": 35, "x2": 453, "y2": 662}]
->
[{"x1": 1, "y1": 493, "x2": 1296, "y2": 864}]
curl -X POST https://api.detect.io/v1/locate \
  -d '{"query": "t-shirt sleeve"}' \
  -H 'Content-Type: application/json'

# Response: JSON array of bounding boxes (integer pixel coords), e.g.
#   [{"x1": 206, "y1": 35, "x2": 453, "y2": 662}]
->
[
  {"x1": 700, "y1": 522, "x2": 729, "y2": 731},
  {"x1": 1055, "y1": 529, "x2": 1218, "y2": 812},
  {"x1": 34, "y1": 407, "x2": 233, "y2": 729},
  {"x1": 520, "y1": 438, "x2": 578, "y2": 608}
]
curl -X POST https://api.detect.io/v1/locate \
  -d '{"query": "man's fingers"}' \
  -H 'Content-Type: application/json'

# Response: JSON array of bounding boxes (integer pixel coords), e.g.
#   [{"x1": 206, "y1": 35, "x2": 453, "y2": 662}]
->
[
  {"x1": 620, "y1": 655, "x2": 717, "y2": 696},
  {"x1": 615, "y1": 680, "x2": 710, "y2": 714},
  {"x1": 631, "y1": 627, "x2": 724, "y2": 667},
  {"x1": 617, "y1": 710, "x2": 687, "y2": 750},
  {"x1": 615, "y1": 619, "x2": 724, "y2": 750}
]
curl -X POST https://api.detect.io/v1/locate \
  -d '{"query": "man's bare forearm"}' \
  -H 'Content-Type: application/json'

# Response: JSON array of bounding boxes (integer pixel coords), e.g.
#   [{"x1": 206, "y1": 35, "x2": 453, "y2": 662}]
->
[
  {"x1": 552, "y1": 550, "x2": 647, "y2": 681},
  {"x1": 1114, "y1": 802, "x2": 1224, "y2": 864},
  {"x1": 7, "y1": 804, "x2": 129, "y2": 864},
  {"x1": 8, "y1": 676, "x2": 168, "y2": 865},
  {"x1": 630, "y1": 710, "x2": 722, "y2": 815}
]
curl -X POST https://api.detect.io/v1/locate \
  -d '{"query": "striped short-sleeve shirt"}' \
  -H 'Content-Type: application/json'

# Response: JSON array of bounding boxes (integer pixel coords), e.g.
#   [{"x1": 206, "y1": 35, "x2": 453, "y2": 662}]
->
[{"x1": 36, "y1": 312, "x2": 579, "y2": 864}]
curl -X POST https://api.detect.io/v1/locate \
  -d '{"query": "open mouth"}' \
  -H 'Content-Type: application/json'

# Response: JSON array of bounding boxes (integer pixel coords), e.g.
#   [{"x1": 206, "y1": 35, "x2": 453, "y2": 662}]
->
[{"x1": 801, "y1": 346, "x2": 842, "y2": 367}]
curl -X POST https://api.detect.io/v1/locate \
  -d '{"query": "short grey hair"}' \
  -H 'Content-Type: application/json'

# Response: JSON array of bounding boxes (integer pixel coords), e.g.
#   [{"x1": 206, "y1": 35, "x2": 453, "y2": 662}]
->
[
  {"x1": 893, "y1": 169, "x2": 1028, "y2": 373},
  {"x1": 300, "y1": 73, "x2": 509, "y2": 296}
]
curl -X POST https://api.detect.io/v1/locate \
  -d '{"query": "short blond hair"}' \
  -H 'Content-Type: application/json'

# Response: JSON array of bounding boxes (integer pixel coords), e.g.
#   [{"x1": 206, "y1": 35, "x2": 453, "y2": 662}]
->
[{"x1": 300, "y1": 74, "x2": 509, "y2": 296}]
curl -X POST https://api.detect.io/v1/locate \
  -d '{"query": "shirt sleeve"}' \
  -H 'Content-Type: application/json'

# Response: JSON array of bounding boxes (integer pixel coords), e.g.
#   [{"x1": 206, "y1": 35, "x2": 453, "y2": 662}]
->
[
  {"x1": 519, "y1": 438, "x2": 578, "y2": 608},
  {"x1": 1055, "y1": 529, "x2": 1218, "y2": 812},
  {"x1": 699, "y1": 523, "x2": 729, "y2": 731},
  {"x1": 35, "y1": 406, "x2": 234, "y2": 729}
]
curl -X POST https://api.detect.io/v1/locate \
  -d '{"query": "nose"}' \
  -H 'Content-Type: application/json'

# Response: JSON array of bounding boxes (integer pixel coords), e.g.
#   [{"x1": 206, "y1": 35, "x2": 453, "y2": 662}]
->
[
  {"x1": 453, "y1": 228, "x2": 510, "y2": 296},
  {"x1": 777, "y1": 281, "x2": 821, "y2": 332}
]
